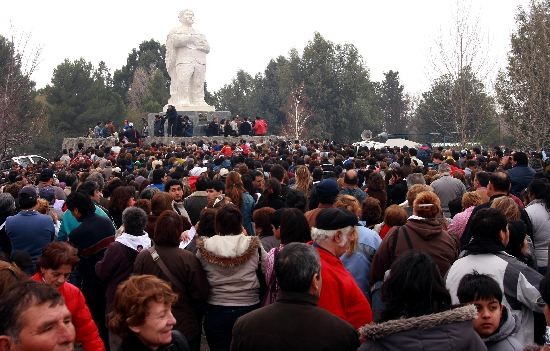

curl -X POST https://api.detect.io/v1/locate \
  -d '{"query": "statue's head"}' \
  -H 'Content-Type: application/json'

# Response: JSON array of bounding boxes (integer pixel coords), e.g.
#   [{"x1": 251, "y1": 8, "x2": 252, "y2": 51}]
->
[{"x1": 179, "y1": 9, "x2": 194, "y2": 25}]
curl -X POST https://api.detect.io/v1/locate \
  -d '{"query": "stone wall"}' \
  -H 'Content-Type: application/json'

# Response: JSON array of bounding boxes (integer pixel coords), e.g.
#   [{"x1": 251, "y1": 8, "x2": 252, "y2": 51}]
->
[{"x1": 62, "y1": 135, "x2": 282, "y2": 151}]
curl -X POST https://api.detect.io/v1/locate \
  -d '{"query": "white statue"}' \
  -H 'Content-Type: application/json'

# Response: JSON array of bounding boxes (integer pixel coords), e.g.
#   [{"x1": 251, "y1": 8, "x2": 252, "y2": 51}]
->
[{"x1": 165, "y1": 9, "x2": 214, "y2": 111}]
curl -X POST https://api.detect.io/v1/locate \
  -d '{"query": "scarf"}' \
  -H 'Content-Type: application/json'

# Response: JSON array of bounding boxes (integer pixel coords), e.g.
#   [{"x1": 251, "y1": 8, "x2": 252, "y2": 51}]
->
[{"x1": 115, "y1": 232, "x2": 152, "y2": 252}]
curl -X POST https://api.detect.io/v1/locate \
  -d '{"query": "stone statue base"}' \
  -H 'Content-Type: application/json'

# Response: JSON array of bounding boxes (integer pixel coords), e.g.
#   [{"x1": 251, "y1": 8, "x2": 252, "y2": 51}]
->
[
  {"x1": 163, "y1": 104, "x2": 215, "y2": 112},
  {"x1": 148, "y1": 110, "x2": 231, "y2": 137}
]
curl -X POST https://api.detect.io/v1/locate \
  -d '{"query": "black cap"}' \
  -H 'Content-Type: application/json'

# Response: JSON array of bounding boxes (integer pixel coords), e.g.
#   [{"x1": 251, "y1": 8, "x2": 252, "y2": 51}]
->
[{"x1": 315, "y1": 208, "x2": 358, "y2": 230}]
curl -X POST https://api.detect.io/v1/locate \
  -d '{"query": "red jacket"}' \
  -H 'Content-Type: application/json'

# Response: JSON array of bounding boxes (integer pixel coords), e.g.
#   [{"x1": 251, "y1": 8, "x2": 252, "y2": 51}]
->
[
  {"x1": 315, "y1": 245, "x2": 373, "y2": 328},
  {"x1": 32, "y1": 273, "x2": 105, "y2": 351}
]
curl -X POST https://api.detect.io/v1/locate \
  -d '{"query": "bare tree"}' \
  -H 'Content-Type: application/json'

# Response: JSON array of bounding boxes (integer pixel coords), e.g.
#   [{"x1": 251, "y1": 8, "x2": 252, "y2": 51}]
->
[
  {"x1": 127, "y1": 65, "x2": 153, "y2": 115},
  {"x1": 282, "y1": 83, "x2": 312, "y2": 140},
  {"x1": 0, "y1": 31, "x2": 45, "y2": 158},
  {"x1": 427, "y1": 1, "x2": 496, "y2": 145}
]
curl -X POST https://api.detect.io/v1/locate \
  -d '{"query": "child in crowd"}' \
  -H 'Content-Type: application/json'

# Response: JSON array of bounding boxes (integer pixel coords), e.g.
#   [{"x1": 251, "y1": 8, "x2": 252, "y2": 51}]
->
[{"x1": 457, "y1": 272, "x2": 522, "y2": 351}]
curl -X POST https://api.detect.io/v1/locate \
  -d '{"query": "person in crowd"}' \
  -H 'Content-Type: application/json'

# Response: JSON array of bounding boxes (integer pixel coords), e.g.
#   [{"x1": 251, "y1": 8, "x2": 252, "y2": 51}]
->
[
  {"x1": 506, "y1": 220, "x2": 536, "y2": 268},
  {"x1": 359, "y1": 252, "x2": 486, "y2": 350},
  {"x1": 457, "y1": 272, "x2": 522, "y2": 351},
  {"x1": 430, "y1": 163, "x2": 467, "y2": 218},
  {"x1": 366, "y1": 172, "x2": 388, "y2": 211},
  {"x1": 461, "y1": 172, "x2": 531, "y2": 248},
  {"x1": 134, "y1": 211, "x2": 209, "y2": 351},
  {"x1": 252, "y1": 207, "x2": 279, "y2": 252},
  {"x1": 225, "y1": 171, "x2": 255, "y2": 235},
  {"x1": 238, "y1": 116, "x2": 252, "y2": 136},
  {"x1": 340, "y1": 170, "x2": 367, "y2": 204},
  {"x1": 148, "y1": 192, "x2": 190, "y2": 238},
  {"x1": 448, "y1": 191, "x2": 484, "y2": 239},
  {"x1": 195, "y1": 203, "x2": 266, "y2": 350},
  {"x1": 311, "y1": 207, "x2": 373, "y2": 328},
  {"x1": 252, "y1": 116, "x2": 267, "y2": 136},
  {"x1": 0, "y1": 193, "x2": 16, "y2": 257},
  {"x1": 165, "y1": 179, "x2": 192, "y2": 223},
  {"x1": 290, "y1": 165, "x2": 312, "y2": 198},
  {"x1": 361, "y1": 197, "x2": 383, "y2": 229},
  {"x1": 58, "y1": 183, "x2": 113, "y2": 242},
  {"x1": 5, "y1": 186, "x2": 54, "y2": 274},
  {"x1": 0, "y1": 281, "x2": 76, "y2": 351},
  {"x1": 387, "y1": 167, "x2": 408, "y2": 206},
  {"x1": 335, "y1": 194, "x2": 382, "y2": 298},
  {"x1": 107, "y1": 186, "x2": 136, "y2": 229},
  {"x1": 263, "y1": 208, "x2": 311, "y2": 305},
  {"x1": 183, "y1": 177, "x2": 209, "y2": 225},
  {"x1": 305, "y1": 178, "x2": 339, "y2": 227},
  {"x1": 254, "y1": 178, "x2": 285, "y2": 210},
  {"x1": 524, "y1": 179, "x2": 550, "y2": 273},
  {"x1": 375, "y1": 204, "x2": 408, "y2": 240},
  {"x1": 0, "y1": 260, "x2": 25, "y2": 295},
  {"x1": 37, "y1": 168, "x2": 67, "y2": 201},
  {"x1": 400, "y1": 183, "x2": 433, "y2": 215},
  {"x1": 508, "y1": 151, "x2": 536, "y2": 198},
  {"x1": 95, "y1": 207, "x2": 152, "y2": 316},
  {"x1": 446, "y1": 208, "x2": 544, "y2": 345},
  {"x1": 231, "y1": 243, "x2": 360, "y2": 351},
  {"x1": 166, "y1": 105, "x2": 178, "y2": 137},
  {"x1": 66, "y1": 191, "x2": 116, "y2": 345},
  {"x1": 108, "y1": 274, "x2": 190, "y2": 351},
  {"x1": 370, "y1": 190, "x2": 458, "y2": 286},
  {"x1": 32, "y1": 241, "x2": 105, "y2": 351},
  {"x1": 473, "y1": 171, "x2": 491, "y2": 203}
]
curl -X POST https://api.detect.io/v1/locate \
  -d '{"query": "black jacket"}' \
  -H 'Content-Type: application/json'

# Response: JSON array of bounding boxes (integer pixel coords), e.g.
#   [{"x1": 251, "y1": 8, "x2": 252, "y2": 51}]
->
[
  {"x1": 118, "y1": 330, "x2": 190, "y2": 351},
  {"x1": 231, "y1": 291, "x2": 359, "y2": 351}
]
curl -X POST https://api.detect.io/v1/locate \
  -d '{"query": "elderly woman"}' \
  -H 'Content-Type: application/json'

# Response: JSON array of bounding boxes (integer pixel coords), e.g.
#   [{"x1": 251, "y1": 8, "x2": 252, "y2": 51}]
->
[
  {"x1": 134, "y1": 210, "x2": 209, "y2": 351},
  {"x1": 108, "y1": 274, "x2": 190, "y2": 351},
  {"x1": 370, "y1": 191, "x2": 458, "y2": 289},
  {"x1": 32, "y1": 241, "x2": 105, "y2": 351},
  {"x1": 196, "y1": 203, "x2": 266, "y2": 351},
  {"x1": 96, "y1": 207, "x2": 152, "y2": 315}
]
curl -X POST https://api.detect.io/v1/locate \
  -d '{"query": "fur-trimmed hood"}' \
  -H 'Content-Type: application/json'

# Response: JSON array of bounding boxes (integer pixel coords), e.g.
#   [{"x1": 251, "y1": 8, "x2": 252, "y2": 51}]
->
[
  {"x1": 197, "y1": 234, "x2": 260, "y2": 267},
  {"x1": 359, "y1": 305, "x2": 478, "y2": 340}
]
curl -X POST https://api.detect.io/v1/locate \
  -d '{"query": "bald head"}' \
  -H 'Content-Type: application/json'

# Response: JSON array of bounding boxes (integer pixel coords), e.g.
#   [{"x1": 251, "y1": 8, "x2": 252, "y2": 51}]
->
[{"x1": 344, "y1": 170, "x2": 358, "y2": 186}]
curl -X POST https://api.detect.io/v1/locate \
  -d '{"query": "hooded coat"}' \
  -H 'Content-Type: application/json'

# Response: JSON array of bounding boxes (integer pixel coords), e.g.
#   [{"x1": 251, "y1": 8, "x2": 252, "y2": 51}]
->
[
  {"x1": 483, "y1": 306, "x2": 522, "y2": 351},
  {"x1": 196, "y1": 234, "x2": 266, "y2": 306},
  {"x1": 358, "y1": 305, "x2": 486, "y2": 351},
  {"x1": 370, "y1": 217, "x2": 459, "y2": 285}
]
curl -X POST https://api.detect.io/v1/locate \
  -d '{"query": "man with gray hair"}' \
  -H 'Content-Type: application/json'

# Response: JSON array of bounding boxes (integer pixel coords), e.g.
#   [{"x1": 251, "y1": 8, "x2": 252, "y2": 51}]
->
[
  {"x1": 430, "y1": 162, "x2": 466, "y2": 218},
  {"x1": 312, "y1": 208, "x2": 372, "y2": 328},
  {"x1": 231, "y1": 243, "x2": 359, "y2": 350}
]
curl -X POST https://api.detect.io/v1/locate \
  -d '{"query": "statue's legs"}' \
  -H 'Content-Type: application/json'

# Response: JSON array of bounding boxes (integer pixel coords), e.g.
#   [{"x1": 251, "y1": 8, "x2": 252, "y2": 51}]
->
[
  {"x1": 175, "y1": 64, "x2": 195, "y2": 105},
  {"x1": 191, "y1": 63, "x2": 207, "y2": 105}
]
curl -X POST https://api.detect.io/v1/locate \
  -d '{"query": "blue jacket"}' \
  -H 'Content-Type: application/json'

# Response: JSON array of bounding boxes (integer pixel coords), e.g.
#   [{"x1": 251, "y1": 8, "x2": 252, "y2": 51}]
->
[
  {"x1": 507, "y1": 165, "x2": 535, "y2": 196},
  {"x1": 6, "y1": 210, "x2": 54, "y2": 273},
  {"x1": 341, "y1": 224, "x2": 382, "y2": 297}
]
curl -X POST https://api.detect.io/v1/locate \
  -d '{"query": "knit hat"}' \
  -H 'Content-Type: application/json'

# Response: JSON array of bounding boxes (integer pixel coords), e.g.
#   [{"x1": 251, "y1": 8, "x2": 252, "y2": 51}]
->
[{"x1": 315, "y1": 208, "x2": 358, "y2": 230}]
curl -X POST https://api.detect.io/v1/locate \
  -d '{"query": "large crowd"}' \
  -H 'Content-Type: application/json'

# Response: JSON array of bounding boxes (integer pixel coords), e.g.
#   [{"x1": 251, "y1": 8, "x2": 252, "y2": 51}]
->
[{"x1": 0, "y1": 136, "x2": 550, "y2": 351}]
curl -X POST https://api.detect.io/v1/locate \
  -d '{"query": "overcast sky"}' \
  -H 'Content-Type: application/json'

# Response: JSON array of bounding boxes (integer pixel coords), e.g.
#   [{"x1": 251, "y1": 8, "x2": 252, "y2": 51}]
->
[{"x1": 1, "y1": 0, "x2": 530, "y2": 96}]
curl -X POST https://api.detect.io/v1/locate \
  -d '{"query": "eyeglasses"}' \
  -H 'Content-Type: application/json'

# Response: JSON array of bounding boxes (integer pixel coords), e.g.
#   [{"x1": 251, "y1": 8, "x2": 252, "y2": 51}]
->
[{"x1": 51, "y1": 271, "x2": 72, "y2": 280}]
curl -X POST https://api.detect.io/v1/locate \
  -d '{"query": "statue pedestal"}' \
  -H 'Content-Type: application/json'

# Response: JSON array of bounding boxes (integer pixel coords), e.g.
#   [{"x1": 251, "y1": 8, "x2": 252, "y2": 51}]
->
[
  {"x1": 163, "y1": 104, "x2": 215, "y2": 112},
  {"x1": 148, "y1": 110, "x2": 231, "y2": 137}
]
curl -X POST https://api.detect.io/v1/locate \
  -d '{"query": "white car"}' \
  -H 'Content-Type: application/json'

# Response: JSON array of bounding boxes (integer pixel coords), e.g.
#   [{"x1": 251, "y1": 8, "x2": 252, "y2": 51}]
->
[{"x1": 1, "y1": 155, "x2": 48, "y2": 172}]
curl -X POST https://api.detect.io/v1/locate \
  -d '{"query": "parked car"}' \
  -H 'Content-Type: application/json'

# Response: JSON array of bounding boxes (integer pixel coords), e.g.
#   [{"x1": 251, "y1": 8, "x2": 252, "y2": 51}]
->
[{"x1": 0, "y1": 155, "x2": 48, "y2": 174}]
